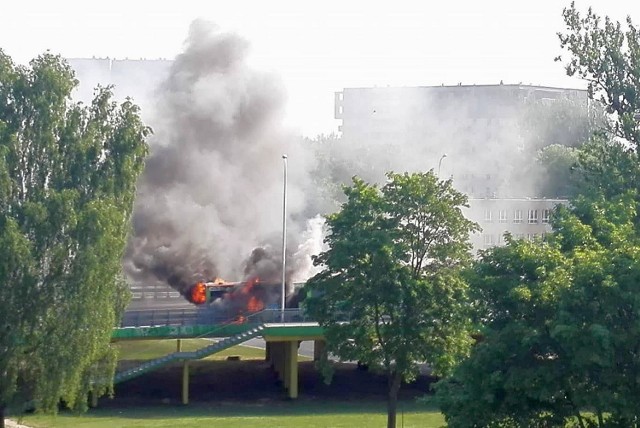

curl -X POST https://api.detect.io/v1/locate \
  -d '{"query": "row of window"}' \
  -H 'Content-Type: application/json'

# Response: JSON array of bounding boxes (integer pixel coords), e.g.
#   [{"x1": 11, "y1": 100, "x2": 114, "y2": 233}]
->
[
  {"x1": 483, "y1": 233, "x2": 547, "y2": 246},
  {"x1": 484, "y1": 208, "x2": 551, "y2": 224}
]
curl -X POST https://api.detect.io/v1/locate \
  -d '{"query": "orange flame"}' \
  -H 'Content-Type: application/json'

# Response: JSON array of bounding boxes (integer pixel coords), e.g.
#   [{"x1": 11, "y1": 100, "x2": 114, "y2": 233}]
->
[
  {"x1": 190, "y1": 282, "x2": 207, "y2": 304},
  {"x1": 247, "y1": 296, "x2": 264, "y2": 312}
]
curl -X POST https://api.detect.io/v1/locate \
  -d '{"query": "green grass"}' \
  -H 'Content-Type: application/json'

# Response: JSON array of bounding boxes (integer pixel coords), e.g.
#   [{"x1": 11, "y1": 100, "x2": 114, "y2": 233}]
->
[
  {"x1": 115, "y1": 339, "x2": 312, "y2": 362},
  {"x1": 117, "y1": 339, "x2": 260, "y2": 361},
  {"x1": 14, "y1": 342, "x2": 442, "y2": 427},
  {"x1": 18, "y1": 402, "x2": 445, "y2": 428}
]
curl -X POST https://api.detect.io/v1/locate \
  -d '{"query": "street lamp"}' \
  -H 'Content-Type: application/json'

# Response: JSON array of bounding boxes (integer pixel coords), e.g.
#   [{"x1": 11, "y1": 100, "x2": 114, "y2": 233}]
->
[
  {"x1": 280, "y1": 154, "x2": 288, "y2": 323},
  {"x1": 438, "y1": 153, "x2": 447, "y2": 176}
]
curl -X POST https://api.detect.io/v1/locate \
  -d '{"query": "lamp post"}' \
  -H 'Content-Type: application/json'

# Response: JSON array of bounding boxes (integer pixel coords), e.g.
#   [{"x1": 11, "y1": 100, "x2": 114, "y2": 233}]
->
[
  {"x1": 438, "y1": 153, "x2": 447, "y2": 176},
  {"x1": 280, "y1": 154, "x2": 288, "y2": 323}
]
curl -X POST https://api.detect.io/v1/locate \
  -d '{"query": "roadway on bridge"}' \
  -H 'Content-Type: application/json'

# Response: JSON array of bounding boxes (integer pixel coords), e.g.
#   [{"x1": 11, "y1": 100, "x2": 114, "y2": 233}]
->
[{"x1": 242, "y1": 337, "x2": 315, "y2": 359}]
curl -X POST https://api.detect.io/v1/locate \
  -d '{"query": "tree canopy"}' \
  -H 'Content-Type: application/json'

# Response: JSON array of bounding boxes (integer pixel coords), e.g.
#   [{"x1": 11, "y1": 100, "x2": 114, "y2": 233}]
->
[
  {"x1": 436, "y1": 193, "x2": 640, "y2": 427},
  {"x1": 436, "y1": 4, "x2": 640, "y2": 426},
  {"x1": 0, "y1": 51, "x2": 149, "y2": 424},
  {"x1": 304, "y1": 171, "x2": 479, "y2": 428},
  {"x1": 557, "y1": 1, "x2": 640, "y2": 147}
]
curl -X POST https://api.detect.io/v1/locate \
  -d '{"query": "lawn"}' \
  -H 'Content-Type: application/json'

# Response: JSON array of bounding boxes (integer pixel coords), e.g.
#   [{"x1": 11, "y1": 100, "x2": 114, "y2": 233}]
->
[
  {"x1": 19, "y1": 401, "x2": 445, "y2": 428},
  {"x1": 13, "y1": 341, "x2": 443, "y2": 427}
]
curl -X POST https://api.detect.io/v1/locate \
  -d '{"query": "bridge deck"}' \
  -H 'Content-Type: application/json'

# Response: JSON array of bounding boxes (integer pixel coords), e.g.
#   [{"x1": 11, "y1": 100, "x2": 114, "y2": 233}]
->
[{"x1": 113, "y1": 308, "x2": 323, "y2": 340}]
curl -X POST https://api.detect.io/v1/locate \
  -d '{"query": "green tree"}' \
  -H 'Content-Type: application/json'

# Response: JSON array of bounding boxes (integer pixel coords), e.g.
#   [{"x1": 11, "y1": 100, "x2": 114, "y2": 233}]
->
[
  {"x1": 437, "y1": 193, "x2": 640, "y2": 427},
  {"x1": 0, "y1": 51, "x2": 149, "y2": 426},
  {"x1": 519, "y1": 98, "x2": 604, "y2": 152},
  {"x1": 572, "y1": 134, "x2": 640, "y2": 201},
  {"x1": 436, "y1": 236, "x2": 572, "y2": 427},
  {"x1": 435, "y1": 4, "x2": 640, "y2": 426},
  {"x1": 304, "y1": 171, "x2": 479, "y2": 428},
  {"x1": 557, "y1": 2, "x2": 640, "y2": 147},
  {"x1": 533, "y1": 144, "x2": 581, "y2": 198}
]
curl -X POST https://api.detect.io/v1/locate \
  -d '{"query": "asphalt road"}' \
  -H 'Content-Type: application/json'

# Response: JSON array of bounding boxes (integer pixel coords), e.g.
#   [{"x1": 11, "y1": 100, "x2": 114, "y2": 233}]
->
[{"x1": 242, "y1": 337, "x2": 315, "y2": 359}]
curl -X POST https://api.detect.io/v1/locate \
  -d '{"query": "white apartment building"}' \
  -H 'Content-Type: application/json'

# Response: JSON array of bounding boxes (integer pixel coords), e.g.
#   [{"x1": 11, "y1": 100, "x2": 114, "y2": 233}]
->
[
  {"x1": 464, "y1": 198, "x2": 568, "y2": 253},
  {"x1": 334, "y1": 84, "x2": 588, "y2": 199}
]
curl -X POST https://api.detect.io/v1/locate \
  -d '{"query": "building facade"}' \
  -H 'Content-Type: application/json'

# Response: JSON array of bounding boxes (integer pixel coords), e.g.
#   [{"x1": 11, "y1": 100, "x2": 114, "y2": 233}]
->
[
  {"x1": 463, "y1": 198, "x2": 568, "y2": 252},
  {"x1": 334, "y1": 84, "x2": 588, "y2": 199},
  {"x1": 334, "y1": 84, "x2": 582, "y2": 251}
]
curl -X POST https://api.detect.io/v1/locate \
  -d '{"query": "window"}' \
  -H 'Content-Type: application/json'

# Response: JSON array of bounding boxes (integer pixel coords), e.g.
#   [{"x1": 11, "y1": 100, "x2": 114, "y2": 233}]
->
[
  {"x1": 483, "y1": 234, "x2": 494, "y2": 247},
  {"x1": 514, "y1": 209, "x2": 523, "y2": 223},
  {"x1": 499, "y1": 209, "x2": 508, "y2": 223},
  {"x1": 528, "y1": 209, "x2": 538, "y2": 224},
  {"x1": 484, "y1": 209, "x2": 492, "y2": 223},
  {"x1": 542, "y1": 209, "x2": 551, "y2": 224}
]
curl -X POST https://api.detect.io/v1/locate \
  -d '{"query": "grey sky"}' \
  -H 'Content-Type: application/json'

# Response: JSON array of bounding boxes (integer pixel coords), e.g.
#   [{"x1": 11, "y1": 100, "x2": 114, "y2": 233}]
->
[{"x1": 2, "y1": 0, "x2": 639, "y2": 136}]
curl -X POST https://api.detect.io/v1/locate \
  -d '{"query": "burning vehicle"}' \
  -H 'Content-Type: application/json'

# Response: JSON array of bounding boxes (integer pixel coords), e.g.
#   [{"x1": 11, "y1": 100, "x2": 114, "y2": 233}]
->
[
  {"x1": 187, "y1": 276, "x2": 306, "y2": 323},
  {"x1": 189, "y1": 277, "x2": 269, "y2": 308}
]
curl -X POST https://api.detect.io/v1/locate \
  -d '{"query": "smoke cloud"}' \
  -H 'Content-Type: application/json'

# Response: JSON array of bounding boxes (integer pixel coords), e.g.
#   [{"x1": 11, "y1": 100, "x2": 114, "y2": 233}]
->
[
  {"x1": 88, "y1": 22, "x2": 593, "y2": 303},
  {"x1": 124, "y1": 20, "x2": 318, "y2": 298}
]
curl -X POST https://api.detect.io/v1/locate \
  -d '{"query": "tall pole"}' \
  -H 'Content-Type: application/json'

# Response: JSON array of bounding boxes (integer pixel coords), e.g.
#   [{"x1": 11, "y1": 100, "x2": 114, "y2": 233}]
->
[
  {"x1": 438, "y1": 153, "x2": 447, "y2": 177},
  {"x1": 281, "y1": 154, "x2": 288, "y2": 323}
]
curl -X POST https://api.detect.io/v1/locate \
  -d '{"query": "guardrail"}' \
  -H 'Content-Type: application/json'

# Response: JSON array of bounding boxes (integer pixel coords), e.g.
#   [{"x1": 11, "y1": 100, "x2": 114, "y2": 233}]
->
[
  {"x1": 120, "y1": 307, "x2": 315, "y2": 328},
  {"x1": 244, "y1": 308, "x2": 314, "y2": 324}
]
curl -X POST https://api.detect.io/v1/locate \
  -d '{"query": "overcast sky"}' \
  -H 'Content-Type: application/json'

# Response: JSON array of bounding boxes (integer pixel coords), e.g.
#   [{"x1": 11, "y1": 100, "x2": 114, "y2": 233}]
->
[{"x1": 2, "y1": 0, "x2": 639, "y2": 137}]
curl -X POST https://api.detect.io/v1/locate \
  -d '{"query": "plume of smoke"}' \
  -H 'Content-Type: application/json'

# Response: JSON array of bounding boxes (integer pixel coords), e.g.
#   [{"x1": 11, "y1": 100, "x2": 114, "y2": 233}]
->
[
  {"x1": 291, "y1": 215, "x2": 327, "y2": 283},
  {"x1": 124, "y1": 20, "x2": 320, "y2": 298}
]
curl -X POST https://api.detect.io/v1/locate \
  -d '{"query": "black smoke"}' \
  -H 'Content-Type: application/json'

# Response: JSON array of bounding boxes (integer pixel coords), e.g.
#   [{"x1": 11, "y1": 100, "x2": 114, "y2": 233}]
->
[{"x1": 123, "y1": 20, "x2": 319, "y2": 300}]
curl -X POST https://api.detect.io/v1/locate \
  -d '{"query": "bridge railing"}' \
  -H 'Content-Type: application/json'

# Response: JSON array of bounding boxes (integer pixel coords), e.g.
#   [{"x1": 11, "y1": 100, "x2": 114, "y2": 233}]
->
[
  {"x1": 119, "y1": 307, "x2": 320, "y2": 328},
  {"x1": 243, "y1": 308, "x2": 314, "y2": 324}
]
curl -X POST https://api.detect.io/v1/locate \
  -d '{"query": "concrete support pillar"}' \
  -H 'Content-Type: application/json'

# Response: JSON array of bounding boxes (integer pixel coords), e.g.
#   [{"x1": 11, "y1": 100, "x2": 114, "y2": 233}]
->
[
  {"x1": 265, "y1": 341, "x2": 272, "y2": 363},
  {"x1": 266, "y1": 340, "x2": 300, "y2": 399},
  {"x1": 276, "y1": 342, "x2": 285, "y2": 382},
  {"x1": 182, "y1": 360, "x2": 190, "y2": 405},
  {"x1": 286, "y1": 340, "x2": 299, "y2": 399},
  {"x1": 176, "y1": 339, "x2": 182, "y2": 352},
  {"x1": 283, "y1": 342, "x2": 290, "y2": 390},
  {"x1": 313, "y1": 340, "x2": 326, "y2": 361}
]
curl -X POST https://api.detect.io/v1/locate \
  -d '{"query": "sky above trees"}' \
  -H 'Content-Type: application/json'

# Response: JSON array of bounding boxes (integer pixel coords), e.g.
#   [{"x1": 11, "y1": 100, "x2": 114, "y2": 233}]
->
[{"x1": 3, "y1": 0, "x2": 640, "y2": 136}]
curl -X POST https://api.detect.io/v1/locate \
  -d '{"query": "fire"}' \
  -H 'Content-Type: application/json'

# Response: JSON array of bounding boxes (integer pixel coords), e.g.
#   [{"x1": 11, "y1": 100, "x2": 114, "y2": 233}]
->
[
  {"x1": 247, "y1": 295, "x2": 264, "y2": 312},
  {"x1": 189, "y1": 281, "x2": 207, "y2": 304},
  {"x1": 187, "y1": 275, "x2": 267, "y2": 312}
]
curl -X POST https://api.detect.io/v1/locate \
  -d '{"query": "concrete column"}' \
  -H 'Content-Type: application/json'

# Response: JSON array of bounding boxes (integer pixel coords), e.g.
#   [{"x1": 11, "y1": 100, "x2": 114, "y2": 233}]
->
[
  {"x1": 265, "y1": 341, "x2": 272, "y2": 363},
  {"x1": 176, "y1": 339, "x2": 182, "y2": 352},
  {"x1": 283, "y1": 342, "x2": 290, "y2": 390},
  {"x1": 276, "y1": 342, "x2": 285, "y2": 382},
  {"x1": 182, "y1": 360, "x2": 189, "y2": 405},
  {"x1": 286, "y1": 340, "x2": 299, "y2": 399},
  {"x1": 313, "y1": 340, "x2": 326, "y2": 361}
]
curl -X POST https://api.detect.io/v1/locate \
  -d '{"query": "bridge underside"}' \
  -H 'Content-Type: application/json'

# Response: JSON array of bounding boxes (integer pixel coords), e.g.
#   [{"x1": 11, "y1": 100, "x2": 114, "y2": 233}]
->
[
  {"x1": 264, "y1": 337, "x2": 327, "y2": 399},
  {"x1": 110, "y1": 322, "x2": 325, "y2": 403}
]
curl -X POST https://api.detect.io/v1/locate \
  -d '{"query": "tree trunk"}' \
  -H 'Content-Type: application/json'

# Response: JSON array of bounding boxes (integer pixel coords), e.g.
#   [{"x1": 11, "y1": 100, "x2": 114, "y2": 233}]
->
[
  {"x1": 387, "y1": 371, "x2": 402, "y2": 428},
  {"x1": 0, "y1": 404, "x2": 6, "y2": 428}
]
